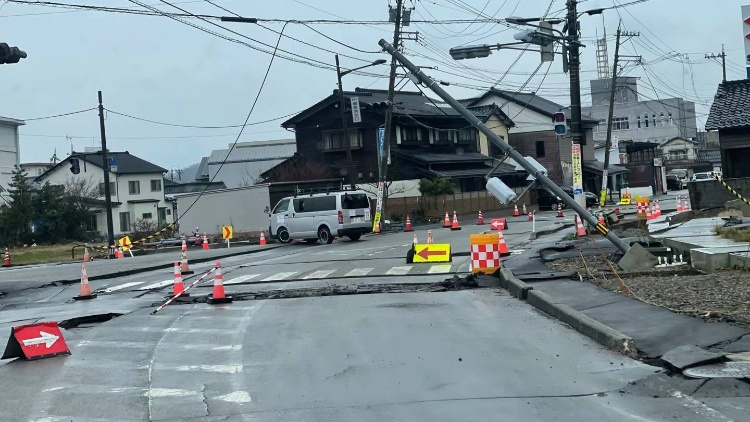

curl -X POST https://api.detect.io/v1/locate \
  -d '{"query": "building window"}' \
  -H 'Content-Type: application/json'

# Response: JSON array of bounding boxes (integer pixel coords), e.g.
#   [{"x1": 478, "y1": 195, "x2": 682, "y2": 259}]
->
[
  {"x1": 400, "y1": 127, "x2": 423, "y2": 145},
  {"x1": 637, "y1": 116, "x2": 641, "y2": 128},
  {"x1": 119, "y1": 212, "x2": 131, "y2": 232},
  {"x1": 142, "y1": 213, "x2": 152, "y2": 220},
  {"x1": 128, "y1": 180, "x2": 140, "y2": 195},
  {"x1": 433, "y1": 129, "x2": 455, "y2": 144},
  {"x1": 321, "y1": 129, "x2": 363, "y2": 151},
  {"x1": 652, "y1": 114, "x2": 656, "y2": 127},
  {"x1": 456, "y1": 128, "x2": 477, "y2": 144},
  {"x1": 668, "y1": 113, "x2": 673, "y2": 125},
  {"x1": 612, "y1": 117, "x2": 629, "y2": 131},
  {"x1": 535, "y1": 141, "x2": 546, "y2": 158},
  {"x1": 645, "y1": 114, "x2": 649, "y2": 127},
  {"x1": 166, "y1": 208, "x2": 171, "y2": 215},
  {"x1": 150, "y1": 179, "x2": 162, "y2": 192},
  {"x1": 98, "y1": 182, "x2": 116, "y2": 196}
]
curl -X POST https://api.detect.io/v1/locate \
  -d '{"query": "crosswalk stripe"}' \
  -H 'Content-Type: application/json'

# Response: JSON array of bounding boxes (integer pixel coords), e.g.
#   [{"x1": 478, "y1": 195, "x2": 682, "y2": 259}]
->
[
  {"x1": 224, "y1": 274, "x2": 260, "y2": 285},
  {"x1": 101, "y1": 281, "x2": 146, "y2": 293},
  {"x1": 386, "y1": 266, "x2": 412, "y2": 275},
  {"x1": 138, "y1": 280, "x2": 173, "y2": 290},
  {"x1": 428, "y1": 264, "x2": 453, "y2": 274},
  {"x1": 345, "y1": 268, "x2": 373, "y2": 277},
  {"x1": 303, "y1": 270, "x2": 336, "y2": 280},
  {"x1": 261, "y1": 272, "x2": 297, "y2": 282}
]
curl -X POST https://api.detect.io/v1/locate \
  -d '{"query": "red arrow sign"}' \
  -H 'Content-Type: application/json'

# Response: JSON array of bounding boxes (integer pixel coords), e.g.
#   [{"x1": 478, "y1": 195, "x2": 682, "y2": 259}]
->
[
  {"x1": 2, "y1": 321, "x2": 70, "y2": 361},
  {"x1": 417, "y1": 247, "x2": 448, "y2": 260},
  {"x1": 745, "y1": 17, "x2": 750, "y2": 25}
]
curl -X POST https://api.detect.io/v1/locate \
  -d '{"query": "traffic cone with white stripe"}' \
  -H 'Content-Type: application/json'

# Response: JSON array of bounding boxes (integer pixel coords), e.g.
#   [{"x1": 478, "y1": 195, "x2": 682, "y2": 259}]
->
[
  {"x1": 513, "y1": 203, "x2": 520, "y2": 217},
  {"x1": 443, "y1": 212, "x2": 451, "y2": 228},
  {"x1": 575, "y1": 214, "x2": 587, "y2": 238},
  {"x1": 477, "y1": 210, "x2": 484, "y2": 225},
  {"x1": 677, "y1": 197, "x2": 683, "y2": 212},
  {"x1": 181, "y1": 236, "x2": 187, "y2": 252},
  {"x1": 404, "y1": 215, "x2": 413, "y2": 232},
  {"x1": 171, "y1": 261, "x2": 187, "y2": 297},
  {"x1": 202, "y1": 233, "x2": 209, "y2": 250},
  {"x1": 498, "y1": 230, "x2": 510, "y2": 257},
  {"x1": 179, "y1": 250, "x2": 194, "y2": 275},
  {"x1": 208, "y1": 262, "x2": 233, "y2": 304},
  {"x1": 426, "y1": 230, "x2": 433, "y2": 244},
  {"x1": 522, "y1": 203, "x2": 528, "y2": 215},
  {"x1": 450, "y1": 211, "x2": 461, "y2": 231},
  {"x1": 683, "y1": 196, "x2": 691, "y2": 211},
  {"x1": 646, "y1": 203, "x2": 653, "y2": 220},
  {"x1": 556, "y1": 203, "x2": 564, "y2": 218},
  {"x1": 83, "y1": 246, "x2": 90, "y2": 263},
  {"x1": 259, "y1": 230, "x2": 266, "y2": 246},
  {"x1": 655, "y1": 200, "x2": 662, "y2": 217},
  {"x1": 2, "y1": 248, "x2": 10, "y2": 267},
  {"x1": 412, "y1": 233, "x2": 418, "y2": 244},
  {"x1": 528, "y1": 210, "x2": 534, "y2": 222},
  {"x1": 74, "y1": 263, "x2": 97, "y2": 300}
]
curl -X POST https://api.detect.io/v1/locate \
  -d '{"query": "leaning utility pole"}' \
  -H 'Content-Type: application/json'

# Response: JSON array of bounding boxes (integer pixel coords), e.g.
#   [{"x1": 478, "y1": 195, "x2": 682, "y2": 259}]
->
[
  {"x1": 98, "y1": 91, "x2": 116, "y2": 258},
  {"x1": 565, "y1": 0, "x2": 585, "y2": 208},
  {"x1": 706, "y1": 45, "x2": 727, "y2": 84},
  {"x1": 600, "y1": 26, "x2": 622, "y2": 206},
  {"x1": 373, "y1": 0, "x2": 403, "y2": 231}
]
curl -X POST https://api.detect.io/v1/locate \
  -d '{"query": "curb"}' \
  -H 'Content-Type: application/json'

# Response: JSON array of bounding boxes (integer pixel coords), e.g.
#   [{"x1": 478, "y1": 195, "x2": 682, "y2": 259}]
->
[{"x1": 499, "y1": 268, "x2": 636, "y2": 356}]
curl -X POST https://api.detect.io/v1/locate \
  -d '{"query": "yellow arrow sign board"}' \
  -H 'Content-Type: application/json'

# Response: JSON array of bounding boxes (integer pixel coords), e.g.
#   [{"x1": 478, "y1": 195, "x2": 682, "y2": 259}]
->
[
  {"x1": 222, "y1": 225, "x2": 233, "y2": 240},
  {"x1": 413, "y1": 243, "x2": 451, "y2": 263},
  {"x1": 118, "y1": 235, "x2": 132, "y2": 251}
]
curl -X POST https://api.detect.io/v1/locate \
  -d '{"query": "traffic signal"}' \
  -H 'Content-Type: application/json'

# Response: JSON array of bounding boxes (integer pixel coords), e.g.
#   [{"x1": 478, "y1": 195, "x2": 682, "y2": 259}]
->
[
  {"x1": 69, "y1": 158, "x2": 80, "y2": 175},
  {"x1": 0, "y1": 43, "x2": 27, "y2": 65},
  {"x1": 553, "y1": 112, "x2": 567, "y2": 136}
]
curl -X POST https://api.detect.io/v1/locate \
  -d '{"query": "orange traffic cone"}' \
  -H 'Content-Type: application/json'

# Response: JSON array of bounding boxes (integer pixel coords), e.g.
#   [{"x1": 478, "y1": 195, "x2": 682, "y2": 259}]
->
[
  {"x1": 171, "y1": 261, "x2": 187, "y2": 296},
  {"x1": 202, "y1": 233, "x2": 209, "y2": 250},
  {"x1": 443, "y1": 212, "x2": 451, "y2": 228},
  {"x1": 513, "y1": 203, "x2": 520, "y2": 217},
  {"x1": 83, "y1": 246, "x2": 90, "y2": 263},
  {"x1": 477, "y1": 210, "x2": 484, "y2": 225},
  {"x1": 180, "y1": 251, "x2": 194, "y2": 275},
  {"x1": 556, "y1": 203, "x2": 564, "y2": 218},
  {"x1": 598, "y1": 211, "x2": 606, "y2": 226},
  {"x1": 2, "y1": 248, "x2": 10, "y2": 267},
  {"x1": 498, "y1": 231, "x2": 510, "y2": 257},
  {"x1": 181, "y1": 236, "x2": 187, "y2": 252},
  {"x1": 677, "y1": 196, "x2": 683, "y2": 212},
  {"x1": 74, "y1": 263, "x2": 97, "y2": 300},
  {"x1": 259, "y1": 230, "x2": 266, "y2": 246},
  {"x1": 646, "y1": 203, "x2": 653, "y2": 220},
  {"x1": 522, "y1": 203, "x2": 528, "y2": 215},
  {"x1": 426, "y1": 230, "x2": 433, "y2": 244},
  {"x1": 208, "y1": 262, "x2": 233, "y2": 304},
  {"x1": 412, "y1": 233, "x2": 418, "y2": 244},
  {"x1": 450, "y1": 211, "x2": 461, "y2": 231},
  {"x1": 683, "y1": 196, "x2": 690, "y2": 211},
  {"x1": 375, "y1": 220, "x2": 381, "y2": 233},
  {"x1": 575, "y1": 215, "x2": 587, "y2": 238},
  {"x1": 404, "y1": 215, "x2": 413, "y2": 232},
  {"x1": 655, "y1": 200, "x2": 661, "y2": 217}
]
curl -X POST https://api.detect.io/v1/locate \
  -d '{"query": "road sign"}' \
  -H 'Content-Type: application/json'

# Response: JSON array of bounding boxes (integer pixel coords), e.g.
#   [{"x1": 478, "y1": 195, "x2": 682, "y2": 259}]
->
[
  {"x1": 489, "y1": 218, "x2": 507, "y2": 231},
  {"x1": 412, "y1": 243, "x2": 451, "y2": 263},
  {"x1": 377, "y1": 127, "x2": 385, "y2": 161},
  {"x1": 351, "y1": 96, "x2": 362, "y2": 123},
  {"x1": 2, "y1": 321, "x2": 70, "y2": 361},
  {"x1": 222, "y1": 226, "x2": 233, "y2": 240},
  {"x1": 110, "y1": 156, "x2": 118, "y2": 172},
  {"x1": 118, "y1": 235, "x2": 132, "y2": 251}
]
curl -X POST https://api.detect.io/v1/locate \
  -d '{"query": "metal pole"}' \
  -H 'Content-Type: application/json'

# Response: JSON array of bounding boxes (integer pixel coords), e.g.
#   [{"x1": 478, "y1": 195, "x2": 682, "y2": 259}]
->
[
  {"x1": 721, "y1": 44, "x2": 727, "y2": 83},
  {"x1": 601, "y1": 26, "x2": 621, "y2": 206},
  {"x1": 379, "y1": 39, "x2": 631, "y2": 254},
  {"x1": 335, "y1": 54, "x2": 356, "y2": 189},
  {"x1": 98, "y1": 91, "x2": 116, "y2": 258},
  {"x1": 566, "y1": 0, "x2": 585, "y2": 208}
]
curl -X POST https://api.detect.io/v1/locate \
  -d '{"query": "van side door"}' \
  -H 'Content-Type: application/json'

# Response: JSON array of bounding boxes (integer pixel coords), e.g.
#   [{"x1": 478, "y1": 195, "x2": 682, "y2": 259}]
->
[{"x1": 291, "y1": 197, "x2": 316, "y2": 238}]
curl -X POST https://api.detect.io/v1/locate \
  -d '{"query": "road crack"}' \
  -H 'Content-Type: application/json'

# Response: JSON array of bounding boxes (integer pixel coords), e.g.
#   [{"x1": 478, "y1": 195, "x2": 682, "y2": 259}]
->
[{"x1": 200, "y1": 383, "x2": 210, "y2": 416}]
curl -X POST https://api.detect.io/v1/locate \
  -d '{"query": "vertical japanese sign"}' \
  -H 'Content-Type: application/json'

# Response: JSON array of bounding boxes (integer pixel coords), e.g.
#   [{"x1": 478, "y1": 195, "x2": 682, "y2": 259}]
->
[
  {"x1": 743, "y1": 6, "x2": 750, "y2": 78},
  {"x1": 350, "y1": 97, "x2": 362, "y2": 123},
  {"x1": 373, "y1": 127, "x2": 386, "y2": 231},
  {"x1": 572, "y1": 143, "x2": 584, "y2": 206}
]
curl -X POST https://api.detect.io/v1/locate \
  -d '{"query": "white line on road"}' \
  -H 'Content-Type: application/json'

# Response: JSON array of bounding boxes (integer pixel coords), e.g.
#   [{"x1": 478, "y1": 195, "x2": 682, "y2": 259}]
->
[
  {"x1": 224, "y1": 274, "x2": 260, "y2": 285},
  {"x1": 216, "y1": 391, "x2": 253, "y2": 403},
  {"x1": 261, "y1": 272, "x2": 297, "y2": 281},
  {"x1": 345, "y1": 268, "x2": 373, "y2": 277},
  {"x1": 672, "y1": 391, "x2": 734, "y2": 421},
  {"x1": 428, "y1": 264, "x2": 452, "y2": 274},
  {"x1": 163, "y1": 364, "x2": 243, "y2": 373},
  {"x1": 386, "y1": 266, "x2": 412, "y2": 275},
  {"x1": 138, "y1": 280, "x2": 174, "y2": 290},
  {"x1": 101, "y1": 281, "x2": 146, "y2": 293},
  {"x1": 303, "y1": 270, "x2": 336, "y2": 279}
]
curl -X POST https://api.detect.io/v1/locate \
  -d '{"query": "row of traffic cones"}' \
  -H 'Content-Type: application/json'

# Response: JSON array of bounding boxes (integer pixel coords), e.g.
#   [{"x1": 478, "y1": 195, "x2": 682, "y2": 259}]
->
[
  {"x1": 512, "y1": 203, "x2": 529, "y2": 217},
  {"x1": 441, "y1": 211, "x2": 462, "y2": 230}
]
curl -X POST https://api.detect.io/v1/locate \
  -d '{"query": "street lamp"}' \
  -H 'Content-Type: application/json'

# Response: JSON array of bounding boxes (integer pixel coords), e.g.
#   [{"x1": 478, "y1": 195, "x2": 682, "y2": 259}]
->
[{"x1": 335, "y1": 55, "x2": 386, "y2": 189}]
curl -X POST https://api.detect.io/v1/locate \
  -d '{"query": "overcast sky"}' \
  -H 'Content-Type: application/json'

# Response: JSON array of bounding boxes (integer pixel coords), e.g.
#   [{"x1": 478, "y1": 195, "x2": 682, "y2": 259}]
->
[{"x1": 1, "y1": 0, "x2": 746, "y2": 172}]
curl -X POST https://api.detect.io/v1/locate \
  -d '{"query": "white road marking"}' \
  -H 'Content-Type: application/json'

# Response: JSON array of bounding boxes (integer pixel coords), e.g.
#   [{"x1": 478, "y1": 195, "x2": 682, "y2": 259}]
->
[
  {"x1": 166, "y1": 364, "x2": 243, "y2": 373},
  {"x1": 147, "y1": 388, "x2": 198, "y2": 398},
  {"x1": 303, "y1": 270, "x2": 336, "y2": 279},
  {"x1": 138, "y1": 280, "x2": 174, "y2": 290},
  {"x1": 345, "y1": 268, "x2": 373, "y2": 277},
  {"x1": 261, "y1": 272, "x2": 297, "y2": 281},
  {"x1": 386, "y1": 266, "x2": 412, "y2": 275},
  {"x1": 75, "y1": 340, "x2": 149, "y2": 349},
  {"x1": 101, "y1": 281, "x2": 146, "y2": 293},
  {"x1": 216, "y1": 391, "x2": 253, "y2": 403},
  {"x1": 224, "y1": 274, "x2": 260, "y2": 285},
  {"x1": 428, "y1": 264, "x2": 452, "y2": 274},
  {"x1": 176, "y1": 344, "x2": 242, "y2": 351},
  {"x1": 672, "y1": 391, "x2": 734, "y2": 421}
]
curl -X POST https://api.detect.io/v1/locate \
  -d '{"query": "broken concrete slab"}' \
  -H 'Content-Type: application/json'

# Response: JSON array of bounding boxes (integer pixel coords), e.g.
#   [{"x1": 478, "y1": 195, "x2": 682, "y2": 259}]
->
[
  {"x1": 692, "y1": 377, "x2": 750, "y2": 397},
  {"x1": 723, "y1": 334, "x2": 750, "y2": 353},
  {"x1": 661, "y1": 345, "x2": 724, "y2": 370},
  {"x1": 617, "y1": 242, "x2": 658, "y2": 272},
  {"x1": 514, "y1": 271, "x2": 577, "y2": 282}
]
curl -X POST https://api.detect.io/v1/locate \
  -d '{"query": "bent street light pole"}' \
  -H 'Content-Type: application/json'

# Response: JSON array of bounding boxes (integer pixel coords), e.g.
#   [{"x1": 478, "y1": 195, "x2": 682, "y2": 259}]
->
[{"x1": 378, "y1": 39, "x2": 631, "y2": 255}]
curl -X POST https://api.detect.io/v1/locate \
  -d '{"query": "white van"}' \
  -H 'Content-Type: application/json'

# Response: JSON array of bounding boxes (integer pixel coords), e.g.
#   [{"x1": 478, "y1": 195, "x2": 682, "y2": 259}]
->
[{"x1": 269, "y1": 190, "x2": 372, "y2": 244}]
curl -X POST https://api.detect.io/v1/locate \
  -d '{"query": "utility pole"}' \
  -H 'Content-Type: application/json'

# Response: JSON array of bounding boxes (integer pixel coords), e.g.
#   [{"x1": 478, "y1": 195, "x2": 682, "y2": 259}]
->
[
  {"x1": 335, "y1": 54, "x2": 356, "y2": 189},
  {"x1": 98, "y1": 91, "x2": 116, "y2": 258},
  {"x1": 706, "y1": 45, "x2": 727, "y2": 83},
  {"x1": 375, "y1": 0, "x2": 403, "y2": 230},
  {"x1": 565, "y1": 0, "x2": 585, "y2": 208},
  {"x1": 600, "y1": 26, "x2": 621, "y2": 206}
]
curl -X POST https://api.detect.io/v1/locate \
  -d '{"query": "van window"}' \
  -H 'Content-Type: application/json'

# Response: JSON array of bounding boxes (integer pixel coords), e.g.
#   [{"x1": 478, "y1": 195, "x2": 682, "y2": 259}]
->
[
  {"x1": 294, "y1": 196, "x2": 336, "y2": 213},
  {"x1": 341, "y1": 193, "x2": 370, "y2": 209},
  {"x1": 273, "y1": 199, "x2": 290, "y2": 214}
]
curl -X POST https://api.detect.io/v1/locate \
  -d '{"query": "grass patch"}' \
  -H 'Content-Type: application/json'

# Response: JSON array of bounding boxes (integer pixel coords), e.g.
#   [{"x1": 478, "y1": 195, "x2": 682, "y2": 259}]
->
[
  {"x1": 4, "y1": 243, "x2": 107, "y2": 266},
  {"x1": 714, "y1": 226, "x2": 750, "y2": 242}
]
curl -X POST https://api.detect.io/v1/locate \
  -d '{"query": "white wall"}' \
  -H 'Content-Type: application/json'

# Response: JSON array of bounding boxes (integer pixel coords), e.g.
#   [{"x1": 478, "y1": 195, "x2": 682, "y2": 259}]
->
[
  {"x1": 594, "y1": 148, "x2": 621, "y2": 165},
  {"x1": 173, "y1": 185, "x2": 271, "y2": 236},
  {"x1": 0, "y1": 125, "x2": 20, "y2": 195},
  {"x1": 473, "y1": 97, "x2": 553, "y2": 133}
]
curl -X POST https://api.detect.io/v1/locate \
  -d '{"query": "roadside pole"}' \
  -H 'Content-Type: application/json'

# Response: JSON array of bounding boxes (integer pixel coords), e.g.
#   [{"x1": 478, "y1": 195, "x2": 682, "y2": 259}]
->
[
  {"x1": 97, "y1": 91, "x2": 116, "y2": 258},
  {"x1": 600, "y1": 26, "x2": 622, "y2": 206},
  {"x1": 566, "y1": 0, "x2": 586, "y2": 208}
]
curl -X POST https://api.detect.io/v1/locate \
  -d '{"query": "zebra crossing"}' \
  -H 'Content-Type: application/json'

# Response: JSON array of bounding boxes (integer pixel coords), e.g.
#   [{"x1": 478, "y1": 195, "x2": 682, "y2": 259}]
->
[{"x1": 97, "y1": 264, "x2": 460, "y2": 293}]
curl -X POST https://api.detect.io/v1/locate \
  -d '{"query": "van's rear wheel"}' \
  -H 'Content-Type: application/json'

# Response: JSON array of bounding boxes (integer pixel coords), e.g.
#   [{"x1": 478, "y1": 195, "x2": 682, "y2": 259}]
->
[
  {"x1": 277, "y1": 227, "x2": 290, "y2": 243},
  {"x1": 347, "y1": 233, "x2": 361, "y2": 241},
  {"x1": 318, "y1": 226, "x2": 333, "y2": 244}
]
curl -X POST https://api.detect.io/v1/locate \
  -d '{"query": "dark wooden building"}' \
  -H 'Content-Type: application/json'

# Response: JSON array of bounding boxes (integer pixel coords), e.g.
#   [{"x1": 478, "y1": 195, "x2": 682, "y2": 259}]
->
[{"x1": 706, "y1": 80, "x2": 750, "y2": 178}]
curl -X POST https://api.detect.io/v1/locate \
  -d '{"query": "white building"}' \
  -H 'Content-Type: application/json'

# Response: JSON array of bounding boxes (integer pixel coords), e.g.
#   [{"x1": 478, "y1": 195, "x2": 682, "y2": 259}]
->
[
  {"x1": 35, "y1": 150, "x2": 172, "y2": 236},
  {"x1": 0, "y1": 116, "x2": 25, "y2": 198},
  {"x1": 20, "y1": 162, "x2": 54, "y2": 181},
  {"x1": 196, "y1": 139, "x2": 296, "y2": 187}
]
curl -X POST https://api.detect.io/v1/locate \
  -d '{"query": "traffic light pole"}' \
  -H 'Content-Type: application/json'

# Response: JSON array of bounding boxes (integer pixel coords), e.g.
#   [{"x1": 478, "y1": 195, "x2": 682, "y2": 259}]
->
[
  {"x1": 566, "y1": 0, "x2": 585, "y2": 208},
  {"x1": 98, "y1": 91, "x2": 116, "y2": 257}
]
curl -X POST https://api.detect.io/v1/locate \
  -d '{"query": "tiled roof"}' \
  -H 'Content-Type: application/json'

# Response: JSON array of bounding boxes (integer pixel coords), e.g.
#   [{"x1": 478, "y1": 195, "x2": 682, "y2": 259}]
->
[
  {"x1": 207, "y1": 140, "x2": 296, "y2": 164},
  {"x1": 461, "y1": 88, "x2": 598, "y2": 124},
  {"x1": 393, "y1": 150, "x2": 492, "y2": 164},
  {"x1": 697, "y1": 149, "x2": 721, "y2": 163},
  {"x1": 582, "y1": 160, "x2": 630, "y2": 175},
  {"x1": 34, "y1": 151, "x2": 166, "y2": 184},
  {"x1": 706, "y1": 80, "x2": 750, "y2": 130}
]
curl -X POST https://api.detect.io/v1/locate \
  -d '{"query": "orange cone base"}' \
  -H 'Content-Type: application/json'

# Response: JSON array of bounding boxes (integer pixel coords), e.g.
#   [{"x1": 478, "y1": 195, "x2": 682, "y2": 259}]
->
[
  {"x1": 181, "y1": 270, "x2": 194, "y2": 275},
  {"x1": 207, "y1": 294, "x2": 233, "y2": 304},
  {"x1": 404, "y1": 227, "x2": 413, "y2": 232},
  {"x1": 450, "y1": 226, "x2": 462, "y2": 231},
  {"x1": 73, "y1": 293, "x2": 98, "y2": 301}
]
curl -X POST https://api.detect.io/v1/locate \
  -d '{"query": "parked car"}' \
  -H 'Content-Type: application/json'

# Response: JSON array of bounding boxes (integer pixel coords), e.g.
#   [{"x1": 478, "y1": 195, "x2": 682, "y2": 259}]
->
[
  {"x1": 691, "y1": 172, "x2": 715, "y2": 182},
  {"x1": 666, "y1": 175, "x2": 685, "y2": 190},
  {"x1": 535, "y1": 186, "x2": 598, "y2": 210}
]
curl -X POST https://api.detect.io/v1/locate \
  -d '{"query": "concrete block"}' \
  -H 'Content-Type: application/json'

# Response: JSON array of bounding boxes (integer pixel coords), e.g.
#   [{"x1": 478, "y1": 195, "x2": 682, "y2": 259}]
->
[
  {"x1": 728, "y1": 252, "x2": 750, "y2": 270},
  {"x1": 526, "y1": 290, "x2": 636, "y2": 355},
  {"x1": 661, "y1": 345, "x2": 724, "y2": 370},
  {"x1": 618, "y1": 242, "x2": 658, "y2": 272},
  {"x1": 691, "y1": 249, "x2": 730, "y2": 273},
  {"x1": 499, "y1": 268, "x2": 532, "y2": 299}
]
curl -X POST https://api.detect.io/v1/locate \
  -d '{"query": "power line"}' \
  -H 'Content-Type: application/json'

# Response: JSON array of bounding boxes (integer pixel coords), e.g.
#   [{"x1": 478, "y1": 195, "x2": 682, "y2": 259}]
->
[
  {"x1": 21, "y1": 107, "x2": 96, "y2": 121},
  {"x1": 104, "y1": 109, "x2": 301, "y2": 129}
]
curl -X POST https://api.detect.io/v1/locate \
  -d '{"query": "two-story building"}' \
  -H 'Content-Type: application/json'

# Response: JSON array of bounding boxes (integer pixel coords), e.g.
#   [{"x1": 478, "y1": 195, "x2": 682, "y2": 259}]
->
[
  {"x1": 35, "y1": 150, "x2": 172, "y2": 236},
  {"x1": 0, "y1": 115, "x2": 25, "y2": 199},
  {"x1": 706, "y1": 79, "x2": 750, "y2": 178},
  {"x1": 281, "y1": 88, "x2": 525, "y2": 192}
]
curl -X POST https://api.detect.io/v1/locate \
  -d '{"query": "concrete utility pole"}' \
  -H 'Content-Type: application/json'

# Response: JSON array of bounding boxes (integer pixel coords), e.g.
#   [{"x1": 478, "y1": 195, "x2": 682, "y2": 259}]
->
[
  {"x1": 600, "y1": 26, "x2": 622, "y2": 206},
  {"x1": 565, "y1": 0, "x2": 585, "y2": 208},
  {"x1": 706, "y1": 45, "x2": 727, "y2": 84},
  {"x1": 335, "y1": 54, "x2": 356, "y2": 189},
  {"x1": 98, "y1": 91, "x2": 116, "y2": 258}
]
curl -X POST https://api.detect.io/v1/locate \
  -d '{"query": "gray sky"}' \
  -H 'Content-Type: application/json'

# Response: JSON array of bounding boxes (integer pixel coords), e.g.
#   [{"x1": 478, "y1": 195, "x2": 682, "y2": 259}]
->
[{"x1": 0, "y1": 0, "x2": 746, "y2": 172}]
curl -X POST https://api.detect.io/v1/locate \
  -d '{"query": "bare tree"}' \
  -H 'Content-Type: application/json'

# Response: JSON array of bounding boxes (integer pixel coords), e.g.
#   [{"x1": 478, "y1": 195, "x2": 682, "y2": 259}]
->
[{"x1": 64, "y1": 177, "x2": 101, "y2": 213}]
